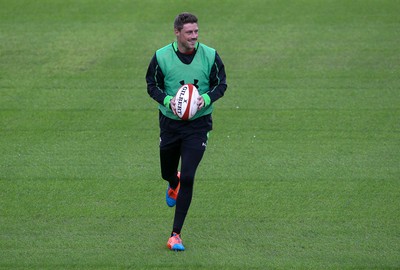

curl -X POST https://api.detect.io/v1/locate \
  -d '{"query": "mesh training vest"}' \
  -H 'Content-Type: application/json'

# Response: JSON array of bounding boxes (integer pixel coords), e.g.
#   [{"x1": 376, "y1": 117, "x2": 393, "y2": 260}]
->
[{"x1": 156, "y1": 42, "x2": 216, "y2": 120}]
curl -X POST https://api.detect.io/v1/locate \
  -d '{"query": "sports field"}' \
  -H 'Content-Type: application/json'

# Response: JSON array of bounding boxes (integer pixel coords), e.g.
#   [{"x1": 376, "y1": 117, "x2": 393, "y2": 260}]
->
[{"x1": 1, "y1": 0, "x2": 399, "y2": 269}]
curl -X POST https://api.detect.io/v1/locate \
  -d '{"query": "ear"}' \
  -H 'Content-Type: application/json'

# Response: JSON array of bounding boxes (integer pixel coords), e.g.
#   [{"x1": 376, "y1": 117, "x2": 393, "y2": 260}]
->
[{"x1": 174, "y1": 28, "x2": 180, "y2": 36}]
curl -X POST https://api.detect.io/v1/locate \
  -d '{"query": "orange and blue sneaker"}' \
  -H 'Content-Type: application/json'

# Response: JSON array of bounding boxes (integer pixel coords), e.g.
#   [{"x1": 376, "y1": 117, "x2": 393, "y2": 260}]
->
[
  {"x1": 167, "y1": 233, "x2": 185, "y2": 251},
  {"x1": 166, "y1": 172, "x2": 180, "y2": 207}
]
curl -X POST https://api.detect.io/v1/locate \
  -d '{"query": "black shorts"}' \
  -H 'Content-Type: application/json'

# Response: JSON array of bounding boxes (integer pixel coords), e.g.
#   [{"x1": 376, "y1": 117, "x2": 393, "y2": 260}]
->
[
  {"x1": 160, "y1": 128, "x2": 210, "y2": 151},
  {"x1": 159, "y1": 111, "x2": 212, "y2": 151}
]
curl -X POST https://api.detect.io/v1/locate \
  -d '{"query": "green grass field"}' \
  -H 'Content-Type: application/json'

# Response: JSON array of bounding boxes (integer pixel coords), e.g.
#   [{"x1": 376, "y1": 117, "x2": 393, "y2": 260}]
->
[{"x1": 1, "y1": 0, "x2": 399, "y2": 269}]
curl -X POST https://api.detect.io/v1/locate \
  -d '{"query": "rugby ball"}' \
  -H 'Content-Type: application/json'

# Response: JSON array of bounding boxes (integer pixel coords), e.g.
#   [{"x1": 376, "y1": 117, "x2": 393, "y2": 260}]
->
[{"x1": 175, "y1": 84, "x2": 199, "y2": 120}]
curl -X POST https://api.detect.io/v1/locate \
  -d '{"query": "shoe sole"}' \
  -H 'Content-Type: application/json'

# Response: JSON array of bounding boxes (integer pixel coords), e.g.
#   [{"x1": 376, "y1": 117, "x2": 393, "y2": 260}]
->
[
  {"x1": 166, "y1": 187, "x2": 176, "y2": 207},
  {"x1": 169, "y1": 244, "x2": 185, "y2": 251}
]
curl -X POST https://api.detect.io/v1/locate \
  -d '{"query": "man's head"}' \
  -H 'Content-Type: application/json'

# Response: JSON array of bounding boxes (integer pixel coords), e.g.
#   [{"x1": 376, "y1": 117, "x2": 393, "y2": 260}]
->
[
  {"x1": 174, "y1": 12, "x2": 198, "y2": 31},
  {"x1": 174, "y1": 12, "x2": 198, "y2": 53}
]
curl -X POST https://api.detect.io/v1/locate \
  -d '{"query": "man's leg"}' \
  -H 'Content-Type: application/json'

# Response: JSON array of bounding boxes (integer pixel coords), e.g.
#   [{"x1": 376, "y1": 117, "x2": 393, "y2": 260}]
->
[
  {"x1": 159, "y1": 131, "x2": 181, "y2": 189},
  {"x1": 160, "y1": 147, "x2": 180, "y2": 189},
  {"x1": 172, "y1": 132, "x2": 208, "y2": 234}
]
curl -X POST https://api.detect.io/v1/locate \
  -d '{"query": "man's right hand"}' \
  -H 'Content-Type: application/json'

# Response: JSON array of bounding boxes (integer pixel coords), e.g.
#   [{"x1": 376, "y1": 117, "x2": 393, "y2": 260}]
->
[{"x1": 170, "y1": 96, "x2": 177, "y2": 115}]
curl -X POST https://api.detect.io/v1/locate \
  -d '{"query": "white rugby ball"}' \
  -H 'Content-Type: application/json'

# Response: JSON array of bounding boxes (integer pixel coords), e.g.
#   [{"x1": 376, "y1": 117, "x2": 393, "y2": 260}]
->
[{"x1": 175, "y1": 84, "x2": 199, "y2": 120}]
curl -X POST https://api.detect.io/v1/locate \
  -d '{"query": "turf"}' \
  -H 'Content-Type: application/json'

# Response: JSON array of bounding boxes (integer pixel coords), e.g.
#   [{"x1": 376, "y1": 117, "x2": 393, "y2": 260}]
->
[{"x1": 1, "y1": 0, "x2": 399, "y2": 269}]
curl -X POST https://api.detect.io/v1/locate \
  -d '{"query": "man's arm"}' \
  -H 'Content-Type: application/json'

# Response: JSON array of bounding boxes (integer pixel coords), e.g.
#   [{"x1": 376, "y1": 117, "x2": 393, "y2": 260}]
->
[
  {"x1": 202, "y1": 52, "x2": 227, "y2": 107},
  {"x1": 146, "y1": 54, "x2": 173, "y2": 108}
]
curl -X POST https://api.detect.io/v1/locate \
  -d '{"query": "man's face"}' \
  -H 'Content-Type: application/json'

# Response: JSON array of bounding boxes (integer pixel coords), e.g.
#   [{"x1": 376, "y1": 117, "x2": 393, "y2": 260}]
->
[{"x1": 175, "y1": 23, "x2": 198, "y2": 53}]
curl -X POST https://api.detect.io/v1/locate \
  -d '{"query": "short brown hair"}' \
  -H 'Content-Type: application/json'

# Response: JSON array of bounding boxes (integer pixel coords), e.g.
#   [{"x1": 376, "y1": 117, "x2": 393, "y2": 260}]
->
[{"x1": 174, "y1": 12, "x2": 198, "y2": 31}]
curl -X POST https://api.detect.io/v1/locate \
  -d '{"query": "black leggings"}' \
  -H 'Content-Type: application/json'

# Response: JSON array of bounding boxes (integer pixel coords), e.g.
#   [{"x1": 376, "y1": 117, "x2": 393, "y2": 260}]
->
[{"x1": 160, "y1": 132, "x2": 208, "y2": 234}]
